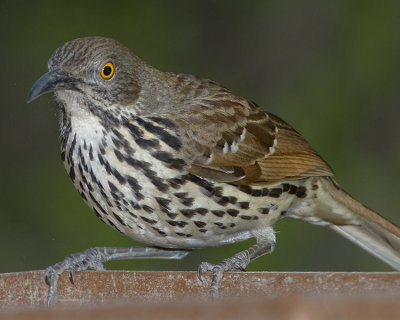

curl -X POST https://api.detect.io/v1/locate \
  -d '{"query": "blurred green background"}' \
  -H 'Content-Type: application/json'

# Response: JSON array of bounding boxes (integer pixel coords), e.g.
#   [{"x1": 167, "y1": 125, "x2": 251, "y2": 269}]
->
[{"x1": 1, "y1": 0, "x2": 400, "y2": 274}]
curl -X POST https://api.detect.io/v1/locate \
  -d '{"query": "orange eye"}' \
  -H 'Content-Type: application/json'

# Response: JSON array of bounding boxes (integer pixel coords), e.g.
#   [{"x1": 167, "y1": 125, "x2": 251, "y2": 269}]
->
[{"x1": 100, "y1": 62, "x2": 114, "y2": 80}]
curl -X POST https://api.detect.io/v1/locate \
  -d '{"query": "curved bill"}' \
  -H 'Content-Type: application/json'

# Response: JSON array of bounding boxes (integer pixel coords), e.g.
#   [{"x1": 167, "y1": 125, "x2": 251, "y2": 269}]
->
[{"x1": 27, "y1": 68, "x2": 77, "y2": 103}]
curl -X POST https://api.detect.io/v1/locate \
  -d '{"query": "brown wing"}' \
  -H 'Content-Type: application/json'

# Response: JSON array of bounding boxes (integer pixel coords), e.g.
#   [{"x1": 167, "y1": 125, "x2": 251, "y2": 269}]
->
[
  {"x1": 161, "y1": 88, "x2": 333, "y2": 185},
  {"x1": 251, "y1": 112, "x2": 334, "y2": 184}
]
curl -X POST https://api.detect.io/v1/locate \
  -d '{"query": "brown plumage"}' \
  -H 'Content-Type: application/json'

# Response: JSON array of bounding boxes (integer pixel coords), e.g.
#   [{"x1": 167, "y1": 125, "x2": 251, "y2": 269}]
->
[{"x1": 27, "y1": 37, "x2": 400, "y2": 305}]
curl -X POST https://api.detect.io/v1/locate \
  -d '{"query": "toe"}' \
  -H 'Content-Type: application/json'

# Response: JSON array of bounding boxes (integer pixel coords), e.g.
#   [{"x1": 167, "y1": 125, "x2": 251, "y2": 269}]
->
[{"x1": 197, "y1": 262, "x2": 211, "y2": 282}]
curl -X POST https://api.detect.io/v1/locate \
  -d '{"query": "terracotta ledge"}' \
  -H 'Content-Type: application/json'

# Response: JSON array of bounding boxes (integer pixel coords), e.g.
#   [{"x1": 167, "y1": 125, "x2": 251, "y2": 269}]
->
[{"x1": 1, "y1": 271, "x2": 400, "y2": 319}]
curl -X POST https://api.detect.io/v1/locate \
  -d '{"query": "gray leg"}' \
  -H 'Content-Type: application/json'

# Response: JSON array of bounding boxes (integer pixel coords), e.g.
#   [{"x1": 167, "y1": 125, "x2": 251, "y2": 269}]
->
[
  {"x1": 197, "y1": 227, "x2": 276, "y2": 299},
  {"x1": 45, "y1": 246, "x2": 190, "y2": 306}
]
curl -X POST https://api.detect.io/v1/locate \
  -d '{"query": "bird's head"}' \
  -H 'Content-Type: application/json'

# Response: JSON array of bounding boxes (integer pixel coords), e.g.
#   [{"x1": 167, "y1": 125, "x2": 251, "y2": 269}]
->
[{"x1": 28, "y1": 37, "x2": 144, "y2": 112}]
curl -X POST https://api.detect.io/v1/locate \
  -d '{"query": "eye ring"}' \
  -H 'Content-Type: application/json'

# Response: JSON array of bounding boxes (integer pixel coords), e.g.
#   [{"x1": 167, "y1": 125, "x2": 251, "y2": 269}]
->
[{"x1": 100, "y1": 62, "x2": 114, "y2": 80}]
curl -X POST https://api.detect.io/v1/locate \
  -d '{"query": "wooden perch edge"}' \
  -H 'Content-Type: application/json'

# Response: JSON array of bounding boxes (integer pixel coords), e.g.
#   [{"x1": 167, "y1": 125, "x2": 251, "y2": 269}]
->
[{"x1": 1, "y1": 271, "x2": 400, "y2": 319}]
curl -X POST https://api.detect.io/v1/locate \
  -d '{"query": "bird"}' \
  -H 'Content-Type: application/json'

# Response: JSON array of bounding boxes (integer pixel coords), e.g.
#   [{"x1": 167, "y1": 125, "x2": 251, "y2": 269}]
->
[{"x1": 28, "y1": 37, "x2": 400, "y2": 305}]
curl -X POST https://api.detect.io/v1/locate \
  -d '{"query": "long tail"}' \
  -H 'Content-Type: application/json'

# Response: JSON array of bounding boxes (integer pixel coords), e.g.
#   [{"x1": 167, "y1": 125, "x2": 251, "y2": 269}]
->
[{"x1": 318, "y1": 177, "x2": 400, "y2": 270}]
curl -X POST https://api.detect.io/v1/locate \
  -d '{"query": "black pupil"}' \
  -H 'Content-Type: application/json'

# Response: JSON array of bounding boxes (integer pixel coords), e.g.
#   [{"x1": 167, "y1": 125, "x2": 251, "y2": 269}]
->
[{"x1": 103, "y1": 66, "x2": 112, "y2": 76}]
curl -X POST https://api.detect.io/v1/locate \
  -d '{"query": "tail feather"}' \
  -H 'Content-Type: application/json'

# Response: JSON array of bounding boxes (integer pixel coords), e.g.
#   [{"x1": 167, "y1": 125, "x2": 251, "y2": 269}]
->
[
  {"x1": 330, "y1": 223, "x2": 400, "y2": 270},
  {"x1": 319, "y1": 177, "x2": 400, "y2": 270}
]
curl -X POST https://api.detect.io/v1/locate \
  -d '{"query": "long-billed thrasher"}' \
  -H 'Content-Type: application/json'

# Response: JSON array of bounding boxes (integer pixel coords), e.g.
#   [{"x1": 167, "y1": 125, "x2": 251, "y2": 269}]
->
[{"x1": 28, "y1": 37, "x2": 400, "y2": 305}]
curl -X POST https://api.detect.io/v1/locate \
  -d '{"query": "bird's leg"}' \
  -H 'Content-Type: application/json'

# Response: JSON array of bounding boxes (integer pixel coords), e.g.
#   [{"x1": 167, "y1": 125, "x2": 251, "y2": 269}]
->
[
  {"x1": 197, "y1": 227, "x2": 276, "y2": 299},
  {"x1": 44, "y1": 246, "x2": 191, "y2": 306}
]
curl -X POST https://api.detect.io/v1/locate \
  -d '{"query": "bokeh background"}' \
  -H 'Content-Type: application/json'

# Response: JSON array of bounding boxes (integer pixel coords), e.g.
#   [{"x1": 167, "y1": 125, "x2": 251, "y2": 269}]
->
[{"x1": 1, "y1": 0, "x2": 400, "y2": 274}]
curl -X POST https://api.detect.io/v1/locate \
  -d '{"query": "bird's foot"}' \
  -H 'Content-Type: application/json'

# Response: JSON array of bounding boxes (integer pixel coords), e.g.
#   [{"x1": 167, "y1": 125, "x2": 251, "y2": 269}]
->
[
  {"x1": 44, "y1": 246, "x2": 191, "y2": 306},
  {"x1": 44, "y1": 247, "x2": 106, "y2": 306},
  {"x1": 197, "y1": 251, "x2": 250, "y2": 299}
]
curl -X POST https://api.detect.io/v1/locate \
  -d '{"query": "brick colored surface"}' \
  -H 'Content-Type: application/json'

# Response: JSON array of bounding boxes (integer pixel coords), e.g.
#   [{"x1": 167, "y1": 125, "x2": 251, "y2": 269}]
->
[{"x1": 1, "y1": 271, "x2": 399, "y2": 319}]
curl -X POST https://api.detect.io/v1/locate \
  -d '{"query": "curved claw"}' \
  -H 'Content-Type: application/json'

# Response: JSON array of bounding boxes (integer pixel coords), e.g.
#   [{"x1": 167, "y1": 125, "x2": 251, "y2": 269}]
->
[
  {"x1": 197, "y1": 268, "x2": 203, "y2": 282},
  {"x1": 68, "y1": 270, "x2": 75, "y2": 285},
  {"x1": 197, "y1": 261, "x2": 212, "y2": 282},
  {"x1": 43, "y1": 248, "x2": 107, "y2": 306},
  {"x1": 44, "y1": 271, "x2": 51, "y2": 286}
]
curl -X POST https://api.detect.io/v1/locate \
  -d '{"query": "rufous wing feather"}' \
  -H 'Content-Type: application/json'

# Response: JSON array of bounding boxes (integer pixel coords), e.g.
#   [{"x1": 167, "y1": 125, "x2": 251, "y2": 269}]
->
[{"x1": 161, "y1": 93, "x2": 334, "y2": 185}]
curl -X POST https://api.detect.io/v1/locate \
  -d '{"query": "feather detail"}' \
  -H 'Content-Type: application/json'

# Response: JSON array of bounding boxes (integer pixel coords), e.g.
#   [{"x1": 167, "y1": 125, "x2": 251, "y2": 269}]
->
[
  {"x1": 319, "y1": 177, "x2": 400, "y2": 270},
  {"x1": 154, "y1": 83, "x2": 333, "y2": 185}
]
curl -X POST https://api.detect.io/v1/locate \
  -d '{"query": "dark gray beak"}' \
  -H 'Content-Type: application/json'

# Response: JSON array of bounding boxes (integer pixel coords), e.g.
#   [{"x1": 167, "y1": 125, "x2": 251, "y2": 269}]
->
[{"x1": 27, "y1": 69, "x2": 78, "y2": 103}]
